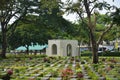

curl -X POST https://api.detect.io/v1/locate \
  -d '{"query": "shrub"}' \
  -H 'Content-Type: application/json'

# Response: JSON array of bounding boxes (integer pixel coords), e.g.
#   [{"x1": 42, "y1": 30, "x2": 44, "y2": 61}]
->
[
  {"x1": 76, "y1": 68, "x2": 84, "y2": 78},
  {"x1": 61, "y1": 67, "x2": 73, "y2": 79},
  {"x1": 1, "y1": 69, "x2": 13, "y2": 80},
  {"x1": 99, "y1": 51, "x2": 120, "y2": 56},
  {"x1": 81, "y1": 50, "x2": 92, "y2": 57},
  {"x1": 81, "y1": 50, "x2": 120, "y2": 56},
  {"x1": 77, "y1": 72, "x2": 84, "y2": 78}
]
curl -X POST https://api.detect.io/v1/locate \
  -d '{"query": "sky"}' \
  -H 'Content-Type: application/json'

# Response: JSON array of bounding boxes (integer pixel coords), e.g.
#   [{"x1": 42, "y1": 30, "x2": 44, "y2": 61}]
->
[{"x1": 62, "y1": 0, "x2": 120, "y2": 23}]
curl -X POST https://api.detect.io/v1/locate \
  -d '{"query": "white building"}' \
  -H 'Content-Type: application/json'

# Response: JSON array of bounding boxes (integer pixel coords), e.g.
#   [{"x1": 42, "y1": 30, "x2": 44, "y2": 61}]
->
[{"x1": 46, "y1": 40, "x2": 78, "y2": 56}]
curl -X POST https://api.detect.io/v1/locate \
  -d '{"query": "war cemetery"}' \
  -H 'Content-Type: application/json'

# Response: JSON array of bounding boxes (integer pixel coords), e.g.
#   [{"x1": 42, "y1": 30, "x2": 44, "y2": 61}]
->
[{"x1": 0, "y1": 0, "x2": 120, "y2": 80}]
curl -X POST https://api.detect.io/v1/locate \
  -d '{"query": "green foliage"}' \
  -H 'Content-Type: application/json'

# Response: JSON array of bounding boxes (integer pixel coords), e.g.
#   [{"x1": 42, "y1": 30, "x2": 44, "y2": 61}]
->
[
  {"x1": 0, "y1": 57, "x2": 3, "y2": 60},
  {"x1": 41, "y1": 0, "x2": 60, "y2": 10},
  {"x1": 0, "y1": 0, "x2": 12, "y2": 10},
  {"x1": 103, "y1": 25, "x2": 118, "y2": 41},
  {"x1": 8, "y1": 19, "x2": 49, "y2": 49},
  {"x1": 38, "y1": 5, "x2": 75, "y2": 39},
  {"x1": 64, "y1": 0, "x2": 120, "y2": 64},
  {"x1": 72, "y1": 20, "x2": 89, "y2": 43},
  {"x1": 0, "y1": 32, "x2": 1, "y2": 45},
  {"x1": 7, "y1": 1, "x2": 74, "y2": 49},
  {"x1": 110, "y1": 8, "x2": 120, "y2": 25},
  {"x1": 0, "y1": 0, "x2": 40, "y2": 58},
  {"x1": 81, "y1": 50, "x2": 92, "y2": 56},
  {"x1": 100, "y1": 51, "x2": 120, "y2": 56},
  {"x1": 94, "y1": 1, "x2": 111, "y2": 11},
  {"x1": 73, "y1": 14, "x2": 115, "y2": 44},
  {"x1": 81, "y1": 51, "x2": 120, "y2": 57},
  {"x1": 96, "y1": 24, "x2": 105, "y2": 31}
]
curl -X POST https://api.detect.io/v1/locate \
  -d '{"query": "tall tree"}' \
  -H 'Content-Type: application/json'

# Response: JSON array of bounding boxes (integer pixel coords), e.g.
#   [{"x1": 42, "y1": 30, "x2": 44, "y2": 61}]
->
[
  {"x1": 7, "y1": 15, "x2": 51, "y2": 49},
  {"x1": 0, "y1": 0, "x2": 37, "y2": 58},
  {"x1": 64, "y1": 0, "x2": 120, "y2": 63},
  {"x1": 38, "y1": 0, "x2": 75, "y2": 39},
  {"x1": 7, "y1": 0, "x2": 74, "y2": 52}
]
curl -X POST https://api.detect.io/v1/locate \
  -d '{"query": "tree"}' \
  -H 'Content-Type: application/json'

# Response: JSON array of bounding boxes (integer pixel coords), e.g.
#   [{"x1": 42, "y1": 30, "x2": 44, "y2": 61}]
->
[
  {"x1": 37, "y1": 1, "x2": 75, "y2": 39},
  {"x1": 0, "y1": 0, "x2": 38, "y2": 58},
  {"x1": 7, "y1": 15, "x2": 52, "y2": 50},
  {"x1": 64, "y1": 0, "x2": 119, "y2": 63},
  {"x1": 0, "y1": 0, "x2": 60, "y2": 58},
  {"x1": 7, "y1": 2, "x2": 74, "y2": 53}
]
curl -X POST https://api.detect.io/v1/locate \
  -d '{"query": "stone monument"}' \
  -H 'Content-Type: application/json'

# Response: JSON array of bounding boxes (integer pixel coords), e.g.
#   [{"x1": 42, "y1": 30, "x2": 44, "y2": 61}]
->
[{"x1": 46, "y1": 40, "x2": 78, "y2": 56}]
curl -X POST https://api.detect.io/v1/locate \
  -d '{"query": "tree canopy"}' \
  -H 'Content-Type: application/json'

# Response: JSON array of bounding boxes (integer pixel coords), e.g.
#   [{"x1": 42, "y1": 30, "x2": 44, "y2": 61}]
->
[
  {"x1": 7, "y1": 1, "x2": 74, "y2": 51},
  {"x1": 0, "y1": 0, "x2": 120, "y2": 61},
  {"x1": 0, "y1": 0, "x2": 64, "y2": 57},
  {"x1": 63, "y1": 0, "x2": 120, "y2": 63}
]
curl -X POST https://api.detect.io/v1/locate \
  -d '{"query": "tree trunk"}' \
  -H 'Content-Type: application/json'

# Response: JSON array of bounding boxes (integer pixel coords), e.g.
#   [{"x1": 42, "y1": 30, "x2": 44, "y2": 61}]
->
[
  {"x1": 26, "y1": 46, "x2": 29, "y2": 55},
  {"x1": 1, "y1": 23, "x2": 7, "y2": 58},
  {"x1": 91, "y1": 41, "x2": 98, "y2": 64},
  {"x1": 78, "y1": 41, "x2": 80, "y2": 60},
  {"x1": 88, "y1": 37, "x2": 91, "y2": 51},
  {"x1": 87, "y1": 14, "x2": 99, "y2": 63},
  {"x1": 90, "y1": 30, "x2": 99, "y2": 64}
]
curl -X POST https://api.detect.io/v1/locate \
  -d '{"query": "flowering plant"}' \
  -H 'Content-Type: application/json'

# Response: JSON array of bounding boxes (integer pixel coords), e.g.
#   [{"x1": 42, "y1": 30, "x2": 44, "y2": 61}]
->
[
  {"x1": 1, "y1": 69, "x2": 13, "y2": 80},
  {"x1": 109, "y1": 58, "x2": 117, "y2": 63},
  {"x1": 7, "y1": 69, "x2": 13, "y2": 75},
  {"x1": 77, "y1": 72, "x2": 84, "y2": 78},
  {"x1": 61, "y1": 67, "x2": 73, "y2": 79},
  {"x1": 76, "y1": 69, "x2": 84, "y2": 78}
]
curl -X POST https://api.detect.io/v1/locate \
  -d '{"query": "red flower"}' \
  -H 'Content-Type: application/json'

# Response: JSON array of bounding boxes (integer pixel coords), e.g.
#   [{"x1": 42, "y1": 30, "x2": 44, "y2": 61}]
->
[
  {"x1": 61, "y1": 68, "x2": 73, "y2": 78},
  {"x1": 77, "y1": 72, "x2": 83, "y2": 78},
  {"x1": 7, "y1": 69, "x2": 13, "y2": 75}
]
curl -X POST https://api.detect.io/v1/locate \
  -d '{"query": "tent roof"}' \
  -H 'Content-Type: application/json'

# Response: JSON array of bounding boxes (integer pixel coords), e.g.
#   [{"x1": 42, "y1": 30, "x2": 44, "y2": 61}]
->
[{"x1": 16, "y1": 44, "x2": 48, "y2": 51}]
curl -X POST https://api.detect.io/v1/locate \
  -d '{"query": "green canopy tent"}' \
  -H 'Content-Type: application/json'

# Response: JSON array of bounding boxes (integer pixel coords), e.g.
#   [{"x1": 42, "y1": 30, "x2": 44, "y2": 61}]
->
[
  {"x1": 16, "y1": 44, "x2": 48, "y2": 51},
  {"x1": 16, "y1": 46, "x2": 26, "y2": 51}
]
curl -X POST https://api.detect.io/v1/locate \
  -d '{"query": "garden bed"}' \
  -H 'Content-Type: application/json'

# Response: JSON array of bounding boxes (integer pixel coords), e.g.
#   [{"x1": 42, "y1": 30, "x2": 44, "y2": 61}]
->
[{"x1": 0, "y1": 56, "x2": 120, "y2": 80}]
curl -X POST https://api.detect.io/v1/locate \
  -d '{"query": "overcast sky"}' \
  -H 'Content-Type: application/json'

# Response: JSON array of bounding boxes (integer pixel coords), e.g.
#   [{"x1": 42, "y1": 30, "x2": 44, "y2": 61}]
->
[{"x1": 62, "y1": 0, "x2": 120, "y2": 23}]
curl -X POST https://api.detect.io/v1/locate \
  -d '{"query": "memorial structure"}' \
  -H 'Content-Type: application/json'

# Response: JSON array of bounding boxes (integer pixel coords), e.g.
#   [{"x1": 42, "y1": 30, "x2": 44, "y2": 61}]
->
[{"x1": 46, "y1": 40, "x2": 78, "y2": 56}]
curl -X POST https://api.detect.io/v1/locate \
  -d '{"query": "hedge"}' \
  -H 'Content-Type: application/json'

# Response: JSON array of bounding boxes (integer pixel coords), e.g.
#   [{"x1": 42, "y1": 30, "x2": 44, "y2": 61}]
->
[{"x1": 81, "y1": 51, "x2": 120, "y2": 57}]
